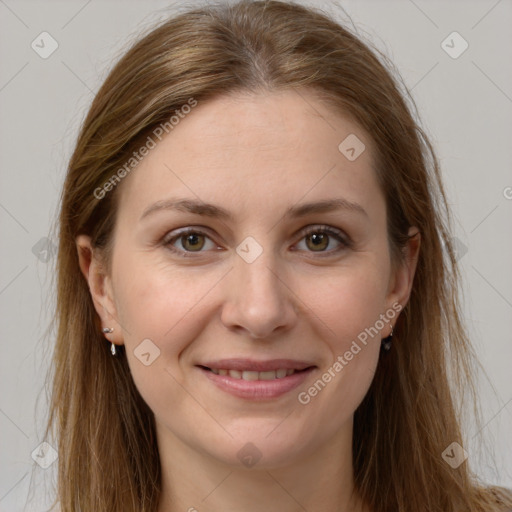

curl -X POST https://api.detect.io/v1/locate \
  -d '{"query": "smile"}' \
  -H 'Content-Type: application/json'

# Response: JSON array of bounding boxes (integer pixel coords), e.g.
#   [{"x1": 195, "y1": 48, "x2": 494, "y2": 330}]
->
[
  {"x1": 205, "y1": 367, "x2": 301, "y2": 380},
  {"x1": 196, "y1": 359, "x2": 316, "y2": 400}
]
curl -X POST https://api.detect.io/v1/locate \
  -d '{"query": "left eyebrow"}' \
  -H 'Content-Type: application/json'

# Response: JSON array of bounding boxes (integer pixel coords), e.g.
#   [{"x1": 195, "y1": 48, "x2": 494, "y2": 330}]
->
[
  {"x1": 139, "y1": 197, "x2": 368, "y2": 222},
  {"x1": 284, "y1": 198, "x2": 368, "y2": 219}
]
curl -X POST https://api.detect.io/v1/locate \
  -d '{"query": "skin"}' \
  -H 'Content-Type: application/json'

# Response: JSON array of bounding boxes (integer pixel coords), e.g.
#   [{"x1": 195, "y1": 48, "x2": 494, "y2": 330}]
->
[{"x1": 77, "y1": 89, "x2": 420, "y2": 512}]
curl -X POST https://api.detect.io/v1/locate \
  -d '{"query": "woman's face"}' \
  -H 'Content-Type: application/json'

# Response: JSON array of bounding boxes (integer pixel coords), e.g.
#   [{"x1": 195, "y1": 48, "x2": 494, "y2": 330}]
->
[{"x1": 83, "y1": 89, "x2": 417, "y2": 469}]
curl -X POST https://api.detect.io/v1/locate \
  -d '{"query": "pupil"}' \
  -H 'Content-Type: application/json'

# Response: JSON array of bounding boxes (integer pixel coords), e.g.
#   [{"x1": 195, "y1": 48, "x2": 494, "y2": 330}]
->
[
  {"x1": 309, "y1": 233, "x2": 327, "y2": 250},
  {"x1": 184, "y1": 234, "x2": 203, "y2": 251}
]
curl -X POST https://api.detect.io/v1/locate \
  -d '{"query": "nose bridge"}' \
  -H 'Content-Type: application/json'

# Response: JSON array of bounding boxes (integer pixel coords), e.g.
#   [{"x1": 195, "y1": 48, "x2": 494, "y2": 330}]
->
[
  {"x1": 222, "y1": 238, "x2": 295, "y2": 338},
  {"x1": 238, "y1": 249, "x2": 280, "y2": 298},
  {"x1": 235, "y1": 232, "x2": 279, "y2": 287}
]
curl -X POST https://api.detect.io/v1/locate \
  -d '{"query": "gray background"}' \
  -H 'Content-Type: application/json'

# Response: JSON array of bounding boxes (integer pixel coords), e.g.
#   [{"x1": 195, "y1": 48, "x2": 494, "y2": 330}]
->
[{"x1": 0, "y1": 0, "x2": 511, "y2": 510}]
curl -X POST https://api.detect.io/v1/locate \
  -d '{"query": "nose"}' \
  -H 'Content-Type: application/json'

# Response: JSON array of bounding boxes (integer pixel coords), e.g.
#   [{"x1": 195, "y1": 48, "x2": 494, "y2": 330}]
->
[{"x1": 220, "y1": 249, "x2": 298, "y2": 339}]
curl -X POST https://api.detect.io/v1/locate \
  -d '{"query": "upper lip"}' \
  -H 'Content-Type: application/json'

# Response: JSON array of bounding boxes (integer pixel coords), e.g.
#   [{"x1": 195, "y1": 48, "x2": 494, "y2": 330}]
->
[{"x1": 198, "y1": 358, "x2": 315, "y2": 372}]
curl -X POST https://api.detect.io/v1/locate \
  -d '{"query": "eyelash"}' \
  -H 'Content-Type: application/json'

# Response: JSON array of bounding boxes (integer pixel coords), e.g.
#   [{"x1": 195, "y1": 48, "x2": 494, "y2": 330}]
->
[{"x1": 162, "y1": 225, "x2": 351, "y2": 258}]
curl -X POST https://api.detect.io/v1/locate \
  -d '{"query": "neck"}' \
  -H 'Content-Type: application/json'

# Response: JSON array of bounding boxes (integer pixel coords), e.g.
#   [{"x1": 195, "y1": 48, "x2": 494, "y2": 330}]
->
[{"x1": 156, "y1": 421, "x2": 368, "y2": 512}]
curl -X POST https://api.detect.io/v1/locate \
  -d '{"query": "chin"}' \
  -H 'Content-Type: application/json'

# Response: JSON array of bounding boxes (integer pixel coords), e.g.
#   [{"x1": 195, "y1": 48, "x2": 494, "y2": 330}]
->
[{"x1": 205, "y1": 421, "x2": 316, "y2": 470}]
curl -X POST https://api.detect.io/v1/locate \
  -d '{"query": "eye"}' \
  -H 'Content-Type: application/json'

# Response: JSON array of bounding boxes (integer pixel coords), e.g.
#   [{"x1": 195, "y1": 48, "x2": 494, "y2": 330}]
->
[
  {"x1": 163, "y1": 228, "x2": 219, "y2": 257},
  {"x1": 295, "y1": 225, "x2": 349, "y2": 254}
]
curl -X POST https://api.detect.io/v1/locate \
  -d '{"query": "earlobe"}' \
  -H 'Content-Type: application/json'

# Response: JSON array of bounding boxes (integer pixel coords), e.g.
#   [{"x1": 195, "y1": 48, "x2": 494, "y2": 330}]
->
[{"x1": 75, "y1": 234, "x2": 123, "y2": 345}]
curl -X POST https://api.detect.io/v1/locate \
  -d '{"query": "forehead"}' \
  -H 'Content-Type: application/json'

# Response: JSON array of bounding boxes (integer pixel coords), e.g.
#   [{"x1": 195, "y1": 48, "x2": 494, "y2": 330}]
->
[{"x1": 115, "y1": 89, "x2": 383, "y2": 223}]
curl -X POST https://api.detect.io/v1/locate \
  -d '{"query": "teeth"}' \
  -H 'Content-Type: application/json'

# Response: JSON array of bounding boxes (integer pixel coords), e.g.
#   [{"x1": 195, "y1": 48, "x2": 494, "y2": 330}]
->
[
  {"x1": 259, "y1": 371, "x2": 277, "y2": 380},
  {"x1": 242, "y1": 371, "x2": 259, "y2": 381},
  {"x1": 209, "y1": 368, "x2": 299, "y2": 380}
]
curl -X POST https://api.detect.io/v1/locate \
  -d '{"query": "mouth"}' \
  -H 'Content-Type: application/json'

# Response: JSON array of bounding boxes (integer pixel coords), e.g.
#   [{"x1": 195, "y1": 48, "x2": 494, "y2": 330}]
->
[
  {"x1": 195, "y1": 359, "x2": 316, "y2": 400},
  {"x1": 198, "y1": 366, "x2": 309, "y2": 380}
]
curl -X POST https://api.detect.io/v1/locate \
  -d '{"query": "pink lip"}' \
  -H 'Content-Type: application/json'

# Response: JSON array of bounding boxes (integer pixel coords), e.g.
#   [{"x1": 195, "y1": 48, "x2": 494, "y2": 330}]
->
[
  {"x1": 197, "y1": 365, "x2": 316, "y2": 401},
  {"x1": 198, "y1": 358, "x2": 314, "y2": 372}
]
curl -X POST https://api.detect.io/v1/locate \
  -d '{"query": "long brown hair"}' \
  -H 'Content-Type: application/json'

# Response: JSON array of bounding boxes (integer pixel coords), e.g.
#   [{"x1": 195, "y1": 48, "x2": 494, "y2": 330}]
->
[{"x1": 42, "y1": 1, "x2": 511, "y2": 510}]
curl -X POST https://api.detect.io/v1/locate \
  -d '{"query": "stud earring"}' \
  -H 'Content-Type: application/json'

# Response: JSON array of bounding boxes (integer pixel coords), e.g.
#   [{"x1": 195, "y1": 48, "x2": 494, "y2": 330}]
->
[
  {"x1": 381, "y1": 325, "x2": 393, "y2": 351},
  {"x1": 102, "y1": 327, "x2": 116, "y2": 356}
]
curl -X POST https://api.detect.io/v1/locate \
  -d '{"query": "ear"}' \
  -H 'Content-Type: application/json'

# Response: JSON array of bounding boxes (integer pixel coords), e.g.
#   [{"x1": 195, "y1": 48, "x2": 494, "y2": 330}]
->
[
  {"x1": 76, "y1": 234, "x2": 123, "y2": 346},
  {"x1": 384, "y1": 227, "x2": 421, "y2": 334}
]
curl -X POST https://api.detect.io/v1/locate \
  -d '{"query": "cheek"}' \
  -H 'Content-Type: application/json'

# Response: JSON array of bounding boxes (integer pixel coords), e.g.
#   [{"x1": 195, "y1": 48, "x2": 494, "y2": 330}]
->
[
  {"x1": 293, "y1": 261, "x2": 387, "y2": 414},
  {"x1": 306, "y1": 258, "x2": 390, "y2": 346},
  {"x1": 113, "y1": 253, "x2": 217, "y2": 345},
  {"x1": 111, "y1": 253, "x2": 223, "y2": 401}
]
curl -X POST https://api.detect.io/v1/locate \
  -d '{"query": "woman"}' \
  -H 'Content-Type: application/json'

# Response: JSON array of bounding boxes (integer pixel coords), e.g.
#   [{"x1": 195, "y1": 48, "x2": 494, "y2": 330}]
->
[{"x1": 44, "y1": 0, "x2": 512, "y2": 510}]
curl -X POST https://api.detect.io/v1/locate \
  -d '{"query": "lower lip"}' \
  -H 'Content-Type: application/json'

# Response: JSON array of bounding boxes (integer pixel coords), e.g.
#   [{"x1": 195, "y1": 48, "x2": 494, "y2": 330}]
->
[{"x1": 198, "y1": 367, "x2": 315, "y2": 400}]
